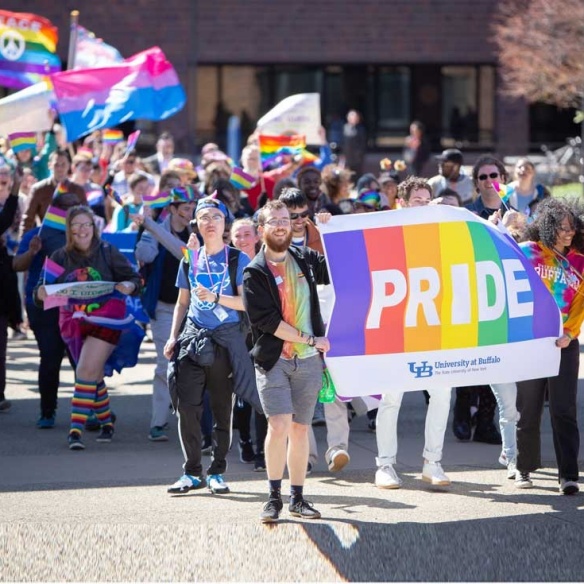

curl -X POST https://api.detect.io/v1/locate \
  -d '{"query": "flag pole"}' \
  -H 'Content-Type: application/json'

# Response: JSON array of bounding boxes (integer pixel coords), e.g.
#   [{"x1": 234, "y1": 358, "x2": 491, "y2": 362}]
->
[{"x1": 67, "y1": 10, "x2": 80, "y2": 70}]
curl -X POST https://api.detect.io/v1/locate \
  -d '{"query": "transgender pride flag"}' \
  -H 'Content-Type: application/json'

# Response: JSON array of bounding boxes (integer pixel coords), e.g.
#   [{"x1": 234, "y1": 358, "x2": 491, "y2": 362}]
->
[{"x1": 50, "y1": 46, "x2": 185, "y2": 141}]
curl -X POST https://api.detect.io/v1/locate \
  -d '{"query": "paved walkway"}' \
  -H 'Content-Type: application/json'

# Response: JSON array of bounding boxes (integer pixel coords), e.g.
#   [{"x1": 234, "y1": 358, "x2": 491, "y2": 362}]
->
[{"x1": 1, "y1": 337, "x2": 584, "y2": 581}]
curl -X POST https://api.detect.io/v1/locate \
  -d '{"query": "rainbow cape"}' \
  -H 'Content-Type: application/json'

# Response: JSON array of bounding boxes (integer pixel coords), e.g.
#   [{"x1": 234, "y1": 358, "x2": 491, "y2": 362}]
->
[
  {"x1": 0, "y1": 10, "x2": 62, "y2": 89},
  {"x1": 8, "y1": 131, "x2": 36, "y2": 153},
  {"x1": 258, "y1": 134, "x2": 306, "y2": 169}
]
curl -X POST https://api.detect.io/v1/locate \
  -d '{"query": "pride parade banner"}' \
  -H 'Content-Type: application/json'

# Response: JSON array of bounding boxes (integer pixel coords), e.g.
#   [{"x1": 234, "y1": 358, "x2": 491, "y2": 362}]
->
[{"x1": 319, "y1": 206, "x2": 562, "y2": 395}]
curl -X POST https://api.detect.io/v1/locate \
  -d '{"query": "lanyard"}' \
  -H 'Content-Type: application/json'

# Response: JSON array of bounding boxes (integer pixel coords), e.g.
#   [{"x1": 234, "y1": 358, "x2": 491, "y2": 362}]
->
[{"x1": 202, "y1": 245, "x2": 229, "y2": 294}]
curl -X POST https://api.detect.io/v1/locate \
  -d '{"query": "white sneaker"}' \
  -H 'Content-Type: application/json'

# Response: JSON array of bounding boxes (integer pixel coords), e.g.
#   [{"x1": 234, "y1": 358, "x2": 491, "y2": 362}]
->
[
  {"x1": 422, "y1": 462, "x2": 451, "y2": 486},
  {"x1": 375, "y1": 464, "x2": 402, "y2": 489},
  {"x1": 515, "y1": 471, "x2": 533, "y2": 489},
  {"x1": 507, "y1": 461, "x2": 517, "y2": 480},
  {"x1": 327, "y1": 447, "x2": 350, "y2": 472},
  {"x1": 559, "y1": 479, "x2": 579, "y2": 495}
]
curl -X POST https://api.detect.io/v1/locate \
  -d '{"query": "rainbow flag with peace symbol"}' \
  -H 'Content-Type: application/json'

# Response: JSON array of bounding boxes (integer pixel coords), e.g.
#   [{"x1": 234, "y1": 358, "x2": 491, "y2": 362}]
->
[
  {"x1": 319, "y1": 206, "x2": 563, "y2": 395},
  {"x1": 0, "y1": 10, "x2": 61, "y2": 89}
]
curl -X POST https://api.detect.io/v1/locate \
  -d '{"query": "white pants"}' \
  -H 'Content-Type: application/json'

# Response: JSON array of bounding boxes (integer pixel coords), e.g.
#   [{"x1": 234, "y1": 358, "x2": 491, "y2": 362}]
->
[
  {"x1": 308, "y1": 397, "x2": 351, "y2": 465},
  {"x1": 149, "y1": 301, "x2": 174, "y2": 429},
  {"x1": 376, "y1": 388, "x2": 452, "y2": 466}
]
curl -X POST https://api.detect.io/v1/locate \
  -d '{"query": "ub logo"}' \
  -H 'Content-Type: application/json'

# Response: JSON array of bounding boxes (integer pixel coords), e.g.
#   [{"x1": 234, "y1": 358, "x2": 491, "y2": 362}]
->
[
  {"x1": 193, "y1": 263, "x2": 230, "y2": 310},
  {"x1": 408, "y1": 361, "x2": 433, "y2": 378}
]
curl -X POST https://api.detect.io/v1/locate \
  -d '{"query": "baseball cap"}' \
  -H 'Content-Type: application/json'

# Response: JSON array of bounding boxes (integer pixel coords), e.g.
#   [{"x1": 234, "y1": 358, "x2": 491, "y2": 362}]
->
[{"x1": 435, "y1": 148, "x2": 463, "y2": 165}]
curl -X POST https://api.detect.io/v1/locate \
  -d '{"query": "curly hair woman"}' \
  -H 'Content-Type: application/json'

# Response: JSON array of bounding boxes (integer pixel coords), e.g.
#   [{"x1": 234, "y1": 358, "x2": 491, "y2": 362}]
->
[{"x1": 516, "y1": 198, "x2": 584, "y2": 494}]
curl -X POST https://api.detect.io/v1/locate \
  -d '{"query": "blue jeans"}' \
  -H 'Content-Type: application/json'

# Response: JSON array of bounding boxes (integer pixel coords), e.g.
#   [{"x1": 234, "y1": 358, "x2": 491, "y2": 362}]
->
[{"x1": 490, "y1": 383, "x2": 518, "y2": 463}]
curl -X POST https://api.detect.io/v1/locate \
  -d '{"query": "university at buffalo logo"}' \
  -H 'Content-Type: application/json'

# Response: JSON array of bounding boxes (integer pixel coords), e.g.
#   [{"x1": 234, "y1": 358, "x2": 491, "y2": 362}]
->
[{"x1": 408, "y1": 361, "x2": 433, "y2": 379}]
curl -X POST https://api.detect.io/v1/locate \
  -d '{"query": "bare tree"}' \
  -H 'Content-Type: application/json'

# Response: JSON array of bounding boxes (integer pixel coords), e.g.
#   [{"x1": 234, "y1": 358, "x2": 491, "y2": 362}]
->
[{"x1": 493, "y1": 0, "x2": 584, "y2": 109}]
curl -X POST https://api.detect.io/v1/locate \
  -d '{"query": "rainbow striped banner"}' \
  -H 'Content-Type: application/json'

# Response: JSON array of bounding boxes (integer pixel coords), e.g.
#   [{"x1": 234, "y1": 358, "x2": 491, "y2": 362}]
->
[
  {"x1": 0, "y1": 10, "x2": 62, "y2": 89},
  {"x1": 8, "y1": 131, "x2": 36, "y2": 153},
  {"x1": 258, "y1": 134, "x2": 305, "y2": 169},
  {"x1": 320, "y1": 206, "x2": 562, "y2": 394}
]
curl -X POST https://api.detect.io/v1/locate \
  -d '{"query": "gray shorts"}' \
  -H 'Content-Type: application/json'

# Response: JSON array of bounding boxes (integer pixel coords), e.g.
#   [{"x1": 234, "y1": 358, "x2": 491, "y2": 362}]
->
[{"x1": 255, "y1": 354, "x2": 323, "y2": 425}]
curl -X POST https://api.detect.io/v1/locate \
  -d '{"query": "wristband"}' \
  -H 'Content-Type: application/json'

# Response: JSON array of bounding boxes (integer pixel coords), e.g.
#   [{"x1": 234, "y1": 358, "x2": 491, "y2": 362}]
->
[
  {"x1": 308, "y1": 336, "x2": 316, "y2": 347},
  {"x1": 214, "y1": 292, "x2": 220, "y2": 305}
]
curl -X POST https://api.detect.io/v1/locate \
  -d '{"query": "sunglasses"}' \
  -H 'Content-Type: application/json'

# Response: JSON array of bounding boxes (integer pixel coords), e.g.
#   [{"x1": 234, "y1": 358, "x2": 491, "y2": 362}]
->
[
  {"x1": 478, "y1": 172, "x2": 500, "y2": 181},
  {"x1": 289, "y1": 210, "x2": 311, "y2": 220}
]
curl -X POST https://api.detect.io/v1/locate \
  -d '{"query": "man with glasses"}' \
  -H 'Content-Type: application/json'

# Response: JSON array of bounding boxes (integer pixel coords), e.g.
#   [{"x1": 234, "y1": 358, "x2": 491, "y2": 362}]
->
[
  {"x1": 465, "y1": 155, "x2": 509, "y2": 220},
  {"x1": 428, "y1": 148, "x2": 474, "y2": 204},
  {"x1": 243, "y1": 200, "x2": 331, "y2": 523},
  {"x1": 278, "y1": 188, "x2": 324, "y2": 253},
  {"x1": 164, "y1": 197, "x2": 258, "y2": 496}
]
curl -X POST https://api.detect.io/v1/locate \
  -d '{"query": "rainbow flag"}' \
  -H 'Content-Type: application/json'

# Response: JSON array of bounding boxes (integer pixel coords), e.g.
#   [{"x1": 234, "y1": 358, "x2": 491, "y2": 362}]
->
[
  {"x1": 102, "y1": 129, "x2": 124, "y2": 144},
  {"x1": 105, "y1": 184, "x2": 124, "y2": 206},
  {"x1": 492, "y1": 181, "x2": 510, "y2": 206},
  {"x1": 300, "y1": 149, "x2": 319, "y2": 166},
  {"x1": 42, "y1": 256, "x2": 65, "y2": 283},
  {"x1": 125, "y1": 130, "x2": 140, "y2": 153},
  {"x1": 229, "y1": 167, "x2": 256, "y2": 190},
  {"x1": 143, "y1": 191, "x2": 172, "y2": 209},
  {"x1": 171, "y1": 185, "x2": 199, "y2": 203},
  {"x1": 357, "y1": 190, "x2": 381, "y2": 209},
  {"x1": 52, "y1": 181, "x2": 68, "y2": 200},
  {"x1": 258, "y1": 134, "x2": 306, "y2": 169},
  {"x1": 42, "y1": 205, "x2": 67, "y2": 231},
  {"x1": 0, "y1": 10, "x2": 62, "y2": 89},
  {"x1": 50, "y1": 46, "x2": 186, "y2": 141}
]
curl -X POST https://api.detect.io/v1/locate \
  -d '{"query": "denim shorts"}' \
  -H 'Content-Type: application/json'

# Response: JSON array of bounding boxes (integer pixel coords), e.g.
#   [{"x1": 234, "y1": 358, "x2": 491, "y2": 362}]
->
[{"x1": 255, "y1": 354, "x2": 323, "y2": 425}]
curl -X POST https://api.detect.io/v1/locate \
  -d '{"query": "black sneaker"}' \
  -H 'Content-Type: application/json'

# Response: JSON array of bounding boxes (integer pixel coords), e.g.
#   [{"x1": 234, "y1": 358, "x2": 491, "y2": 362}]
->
[
  {"x1": 260, "y1": 497, "x2": 283, "y2": 523},
  {"x1": 96, "y1": 425, "x2": 114, "y2": 443},
  {"x1": 239, "y1": 439, "x2": 255, "y2": 463},
  {"x1": 68, "y1": 431, "x2": 85, "y2": 451},
  {"x1": 254, "y1": 453, "x2": 266, "y2": 472},
  {"x1": 289, "y1": 498, "x2": 321, "y2": 519}
]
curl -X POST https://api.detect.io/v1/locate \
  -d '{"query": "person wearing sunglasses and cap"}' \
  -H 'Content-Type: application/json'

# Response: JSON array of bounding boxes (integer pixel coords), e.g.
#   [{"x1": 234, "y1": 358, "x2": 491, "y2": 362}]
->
[
  {"x1": 163, "y1": 196, "x2": 260, "y2": 496},
  {"x1": 134, "y1": 187, "x2": 198, "y2": 442}
]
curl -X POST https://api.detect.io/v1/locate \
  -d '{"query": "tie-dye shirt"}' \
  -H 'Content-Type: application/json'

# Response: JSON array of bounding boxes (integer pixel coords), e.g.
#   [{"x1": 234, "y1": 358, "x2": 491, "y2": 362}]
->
[
  {"x1": 520, "y1": 241, "x2": 584, "y2": 338},
  {"x1": 268, "y1": 254, "x2": 318, "y2": 359}
]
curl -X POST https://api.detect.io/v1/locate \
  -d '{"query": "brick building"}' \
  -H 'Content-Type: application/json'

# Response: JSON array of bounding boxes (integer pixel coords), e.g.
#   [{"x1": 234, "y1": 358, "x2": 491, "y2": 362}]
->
[{"x1": 1, "y1": 0, "x2": 575, "y2": 161}]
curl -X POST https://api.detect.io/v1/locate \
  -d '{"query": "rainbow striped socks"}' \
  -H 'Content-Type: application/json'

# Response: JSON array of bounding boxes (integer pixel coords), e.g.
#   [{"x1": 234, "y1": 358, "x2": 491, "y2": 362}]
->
[
  {"x1": 70, "y1": 379, "x2": 97, "y2": 435},
  {"x1": 94, "y1": 381, "x2": 112, "y2": 427}
]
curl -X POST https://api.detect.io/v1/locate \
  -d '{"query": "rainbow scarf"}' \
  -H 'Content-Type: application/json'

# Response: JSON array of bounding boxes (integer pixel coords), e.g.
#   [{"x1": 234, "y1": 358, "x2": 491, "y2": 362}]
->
[{"x1": 0, "y1": 10, "x2": 62, "y2": 88}]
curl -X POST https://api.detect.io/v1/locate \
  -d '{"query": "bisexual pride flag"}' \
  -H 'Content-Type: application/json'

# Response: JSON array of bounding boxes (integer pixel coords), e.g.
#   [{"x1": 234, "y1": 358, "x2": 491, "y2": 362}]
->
[
  {"x1": 42, "y1": 256, "x2": 65, "y2": 284},
  {"x1": 319, "y1": 206, "x2": 562, "y2": 395},
  {"x1": 50, "y1": 46, "x2": 186, "y2": 141},
  {"x1": 0, "y1": 10, "x2": 62, "y2": 89}
]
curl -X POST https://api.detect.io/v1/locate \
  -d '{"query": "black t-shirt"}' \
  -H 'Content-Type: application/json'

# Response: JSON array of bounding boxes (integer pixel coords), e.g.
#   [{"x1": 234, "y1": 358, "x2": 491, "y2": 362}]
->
[{"x1": 158, "y1": 228, "x2": 190, "y2": 304}]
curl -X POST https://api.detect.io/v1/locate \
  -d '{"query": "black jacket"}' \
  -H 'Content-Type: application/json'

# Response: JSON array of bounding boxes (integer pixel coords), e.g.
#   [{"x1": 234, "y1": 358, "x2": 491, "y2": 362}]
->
[{"x1": 242, "y1": 245, "x2": 329, "y2": 371}]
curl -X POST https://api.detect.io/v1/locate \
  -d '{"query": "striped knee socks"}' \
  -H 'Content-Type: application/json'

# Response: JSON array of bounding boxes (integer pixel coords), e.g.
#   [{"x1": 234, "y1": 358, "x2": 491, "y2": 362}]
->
[
  {"x1": 94, "y1": 380, "x2": 112, "y2": 427},
  {"x1": 70, "y1": 379, "x2": 97, "y2": 435}
]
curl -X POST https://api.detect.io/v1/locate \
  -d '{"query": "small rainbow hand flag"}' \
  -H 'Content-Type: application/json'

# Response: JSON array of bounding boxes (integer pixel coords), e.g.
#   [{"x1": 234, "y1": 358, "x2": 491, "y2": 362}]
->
[
  {"x1": 143, "y1": 191, "x2": 172, "y2": 208},
  {"x1": 125, "y1": 130, "x2": 140, "y2": 154},
  {"x1": 229, "y1": 167, "x2": 256, "y2": 190},
  {"x1": 492, "y1": 181, "x2": 510, "y2": 206},
  {"x1": 102, "y1": 129, "x2": 124, "y2": 145},
  {"x1": 42, "y1": 205, "x2": 67, "y2": 231},
  {"x1": 42, "y1": 256, "x2": 65, "y2": 284},
  {"x1": 105, "y1": 184, "x2": 124, "y2": 206},
  {"x1": 300, "y1": 149, "x2": 319, "y2": 166},
  {"x1": 8, "y1": 132, "x2": 37, "y2": 154},
  {"x1": 52, "y1": 181, "x2": 69, "y2": 200},
  {"x1": 171, "y1": 185, "x2": 199, "y2": 203}
]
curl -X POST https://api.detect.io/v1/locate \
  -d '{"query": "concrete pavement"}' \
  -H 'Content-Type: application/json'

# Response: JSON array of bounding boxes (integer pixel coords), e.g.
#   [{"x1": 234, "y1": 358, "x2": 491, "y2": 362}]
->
[{"x1": 1, "y1": 337, "x2": 584, "y2": 582}]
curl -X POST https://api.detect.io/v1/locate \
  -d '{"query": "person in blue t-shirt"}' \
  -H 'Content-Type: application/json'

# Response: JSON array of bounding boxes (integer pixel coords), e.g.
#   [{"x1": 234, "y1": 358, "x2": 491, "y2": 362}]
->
[{"x1": 164, "y1": 196, "x2": 256, "y2": 497}]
